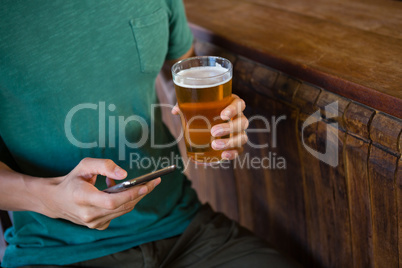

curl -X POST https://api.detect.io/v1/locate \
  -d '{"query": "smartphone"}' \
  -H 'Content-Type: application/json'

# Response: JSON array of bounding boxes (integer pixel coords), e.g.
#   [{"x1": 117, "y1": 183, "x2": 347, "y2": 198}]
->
[{"x1": 103, "y1": 165, "x2": 176, "y2": 193}]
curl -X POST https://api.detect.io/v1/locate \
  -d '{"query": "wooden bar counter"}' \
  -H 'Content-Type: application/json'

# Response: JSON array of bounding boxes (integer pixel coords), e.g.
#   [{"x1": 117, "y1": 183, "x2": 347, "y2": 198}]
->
[{"x1": 158, "y1": 0, "x2": 402, "y2": 267}]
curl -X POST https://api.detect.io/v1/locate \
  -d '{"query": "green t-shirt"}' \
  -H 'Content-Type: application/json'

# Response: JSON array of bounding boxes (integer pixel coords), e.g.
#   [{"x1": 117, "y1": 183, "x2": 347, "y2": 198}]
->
[{"x1": 0, "y1": 0, "x2": 200, "y2": 266}]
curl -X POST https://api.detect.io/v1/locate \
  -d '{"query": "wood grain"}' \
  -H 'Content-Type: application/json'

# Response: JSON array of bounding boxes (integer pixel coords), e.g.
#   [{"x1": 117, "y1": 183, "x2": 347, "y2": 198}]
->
[
  {"x1": 250, "y1": 65, "x2": 279, "y2": 99},
  {"x1": 400, "y1": 133, "x2": 402, "y2": 154},
  {"x1": 368, "y1": 145, "x2": 399, "y2": 268},
  {"x1": 184, "y1": 0, "x2": 402, "y2": 118},
  {"x1": 370, "y1": 113, "x2": 402, "y2": 153},
  {"x1": 298, "y1": 112, "x2": 324, "y2": 267},
  {"x1": 316, "y1": 91, "x2": 350, "y2": 131},
  {"x1": 313, "y1": 92, "x2": 353, "y2": 265},
  {"x1": 231, "y1": 103, "x2": 270, "y2": 233},
  {"x1": 317, "y1": 123, "x2": 352, "y2": 267},
  {"x1": 244, "y1": 0, "x2": 402, "y2": 39},
  {"x1": 344, "y1": 135, "x2": 373, "y2": 268},
  {"x1": 272, "y1": 73, "x2": 301, "y2": 102},
  {"x1": 232, "y1": 147, "x2": 256, "y2": 232},
  {"x1": 254, "y1": 95, "x2": 308, "y2": 264},
  {"x1": 397, "y1": 157, "x2": 402, "y2": 268},
  {"x1": 293, "y1": 83, "x2": 321, "y2": 114},
  {"x1": 344, "y1": 102, "x2": 375, "y2": 141},
  {"x1": 232, "y1": 57, "x2": 256, "y2": 105}
]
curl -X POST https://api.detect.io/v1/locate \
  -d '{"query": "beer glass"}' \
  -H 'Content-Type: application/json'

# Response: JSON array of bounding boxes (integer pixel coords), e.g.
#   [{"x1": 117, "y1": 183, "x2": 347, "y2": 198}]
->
[{"x1": 172, "y1": 56, "x2": 233, "y2": 164}]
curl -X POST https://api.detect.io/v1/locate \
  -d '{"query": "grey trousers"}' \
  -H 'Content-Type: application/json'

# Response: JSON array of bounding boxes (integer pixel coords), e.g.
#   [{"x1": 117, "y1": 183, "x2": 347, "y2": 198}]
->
[{"x1": 23, "y1": 204, "x2": 300, "y2": 268}]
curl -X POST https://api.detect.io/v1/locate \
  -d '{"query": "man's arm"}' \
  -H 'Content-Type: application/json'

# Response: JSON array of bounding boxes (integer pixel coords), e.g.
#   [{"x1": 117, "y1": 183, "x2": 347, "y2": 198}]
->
[
  {"x1": 167, "y1": 45, "x2": 195, "y2": 65},
  {"x1": 0, "y1": 161, "x2": 46, "y2": 212},
  {"x1": 0, "y1": 158, "x2": 159, "y2": 230}
]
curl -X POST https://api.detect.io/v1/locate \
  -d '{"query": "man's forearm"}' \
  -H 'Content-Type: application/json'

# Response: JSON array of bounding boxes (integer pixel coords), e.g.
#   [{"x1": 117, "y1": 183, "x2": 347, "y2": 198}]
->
[{"x1": 0, "y1": 161, "x2": 49, "y2": 213}]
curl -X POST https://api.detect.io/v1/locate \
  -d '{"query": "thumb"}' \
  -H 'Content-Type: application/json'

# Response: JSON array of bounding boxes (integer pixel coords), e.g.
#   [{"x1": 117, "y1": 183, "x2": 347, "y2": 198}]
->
[
  {"x1": 75, "y1": 158, "x2": 127, "y2": 182},
  {"x1": 171, "y1": 104, "x2": 180, "y2": 115}
]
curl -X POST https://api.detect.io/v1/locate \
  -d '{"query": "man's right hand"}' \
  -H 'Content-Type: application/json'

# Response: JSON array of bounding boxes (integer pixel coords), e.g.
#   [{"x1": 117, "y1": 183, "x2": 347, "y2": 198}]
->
[{"x1": 0, "y1": 158, "x2": 160, "y2": 230}]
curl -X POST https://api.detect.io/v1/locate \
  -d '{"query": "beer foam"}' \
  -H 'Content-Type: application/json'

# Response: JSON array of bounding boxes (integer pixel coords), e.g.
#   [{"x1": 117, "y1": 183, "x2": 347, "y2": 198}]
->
[{"x1": 174, "y1": 66, "x2": 231, "y2": 88}]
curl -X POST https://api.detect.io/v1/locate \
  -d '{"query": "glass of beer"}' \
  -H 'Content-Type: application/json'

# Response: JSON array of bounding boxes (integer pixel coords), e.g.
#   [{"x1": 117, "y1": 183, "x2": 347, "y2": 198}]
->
[{"x1": 172, "y1": 56, "x2": 233, "y2": 165}]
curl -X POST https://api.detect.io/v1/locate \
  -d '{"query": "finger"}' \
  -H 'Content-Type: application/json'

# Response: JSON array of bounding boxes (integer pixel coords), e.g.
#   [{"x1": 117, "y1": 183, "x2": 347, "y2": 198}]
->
[
  {"x1": 77, "y1": 178, "x2": 162, "y2": 229},
  {"x1": 88, "y1": 178, "x2": 161, "y2": 210},
  {"x1": 76, "y1": 158, "x2": 127, "y2": 181},
  {"x1": 221, "y1": 150, "x2": 240, "y2": 160},
  {"x1": 92, "y1": 198, "x2": 138, "y2": 229},
  {"x1": 211, "y1": 133, "x2": 248, "y2": 150},
  {"x1": 95, "y1": 221, "x2": 111, "y2": 231},
  {"x1": 89, "y1": 185, "x2": 155, "y2": 229},
  {"x1": 220, "y1": 95, "x2": 246, "y2": 120},
  {"x1": 86, "y1": 218, "x2": 112, "y2": 230},
  {"x1": 211, "y1": 115, "x2": 249, "y2": 137},
  {"x1": 113, "y1": 177, "x2": 161, "y2": 209},
  {"x1": 171, "y1": 104, "x2": 180, "y2": 115},
  {"x1": 90, "y1": 200, "x2": 138, "y2": 229},
  {"x1": 77, "y1": 196, "x2": 138, "y2": 228}
]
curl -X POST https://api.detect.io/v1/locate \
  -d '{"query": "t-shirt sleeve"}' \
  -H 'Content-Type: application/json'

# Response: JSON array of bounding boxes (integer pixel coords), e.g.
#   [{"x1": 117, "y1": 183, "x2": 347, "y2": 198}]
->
[{"x1": 165, "y1": 0, "x2": 194, "y2": 60}]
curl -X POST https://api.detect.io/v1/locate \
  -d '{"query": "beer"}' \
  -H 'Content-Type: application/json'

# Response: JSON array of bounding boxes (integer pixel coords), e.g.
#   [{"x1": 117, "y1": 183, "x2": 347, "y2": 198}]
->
[{"x1": 172, "y1": 58, "x2": 233, "y2": 164}]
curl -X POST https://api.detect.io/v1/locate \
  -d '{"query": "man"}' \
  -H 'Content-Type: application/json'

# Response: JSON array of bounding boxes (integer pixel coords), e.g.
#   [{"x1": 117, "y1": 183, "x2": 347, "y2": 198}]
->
[{"x1": 0, "y1": 1, "x2": 297, "y2": 267}]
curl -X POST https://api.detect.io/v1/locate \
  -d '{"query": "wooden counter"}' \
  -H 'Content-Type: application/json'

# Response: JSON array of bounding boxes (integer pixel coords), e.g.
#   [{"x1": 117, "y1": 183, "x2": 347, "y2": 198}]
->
[
  {"x1": 184, "y1": 0, "x2": 402, "y2": 119},
  {"x1": 166, "y1": 0, "x2": 402, "y2": 267}
]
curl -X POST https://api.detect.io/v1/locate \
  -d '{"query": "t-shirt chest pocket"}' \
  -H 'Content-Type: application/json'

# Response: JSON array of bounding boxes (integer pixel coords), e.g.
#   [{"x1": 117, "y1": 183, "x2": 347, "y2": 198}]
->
[{"x1": 130, "y1": 9, "x2": 169, "y2": 73}]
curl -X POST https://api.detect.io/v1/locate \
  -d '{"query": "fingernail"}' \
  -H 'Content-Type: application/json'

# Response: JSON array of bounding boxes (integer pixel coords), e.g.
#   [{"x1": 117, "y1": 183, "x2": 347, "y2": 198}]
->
[
  {"x1": 114, "y1": 167, "x2": 127, "y2": 178},
  {"x1": 222, "y1": 110, "x2": 231, "y2": 119},
  {"x1": 154, "y1": 179, "x2": 161, "y2": 187},
  {"x1": 139, "y1": 186, "x2": 148, "y2": 196},
  {"x1": 222, "y1": 152, "x2": 232, "y2": 159},
  {"x1": 211, "y1": 126, "x2": 223, "y2": 137},
  {"x1": 212, "y1": 140, "x2": 226, "y2": 149}
]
